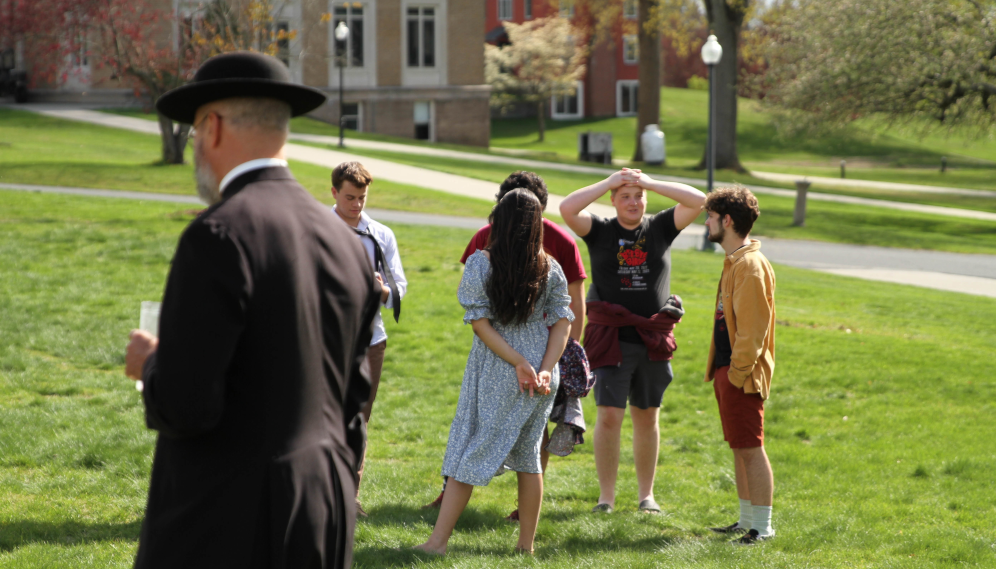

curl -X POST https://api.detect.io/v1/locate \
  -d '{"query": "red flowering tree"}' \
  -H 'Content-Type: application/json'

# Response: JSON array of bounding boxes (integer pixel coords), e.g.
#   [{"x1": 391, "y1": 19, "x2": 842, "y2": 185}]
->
[{"x1": 4, "y1": 0, "x2": 294, "y2": 164}]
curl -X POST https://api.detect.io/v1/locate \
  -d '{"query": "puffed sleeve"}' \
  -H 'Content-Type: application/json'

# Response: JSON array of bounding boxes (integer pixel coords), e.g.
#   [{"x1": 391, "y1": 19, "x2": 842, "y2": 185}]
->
[
  {"x1": 543, "y1": 259, "x2": 575, "y2": 327},
  {"x1": 459, "y1": 251, "x2": 492, "y2": 324}
]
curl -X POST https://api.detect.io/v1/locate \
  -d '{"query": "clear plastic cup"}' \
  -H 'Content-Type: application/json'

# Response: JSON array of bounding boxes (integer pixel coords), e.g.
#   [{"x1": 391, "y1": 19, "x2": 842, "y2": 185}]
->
[
  {"x1": 136, "y1": 301, "x2": 161, "y2": 392},
  {"x1": 140, "y1": 301, "x2": 161, "y2": 336}
]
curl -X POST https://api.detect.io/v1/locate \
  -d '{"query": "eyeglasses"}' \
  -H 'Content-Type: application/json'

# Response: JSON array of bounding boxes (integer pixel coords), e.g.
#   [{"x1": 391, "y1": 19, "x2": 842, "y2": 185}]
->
[{"x1": 189, "y1": 112, "x2": 223, "y2": 140}]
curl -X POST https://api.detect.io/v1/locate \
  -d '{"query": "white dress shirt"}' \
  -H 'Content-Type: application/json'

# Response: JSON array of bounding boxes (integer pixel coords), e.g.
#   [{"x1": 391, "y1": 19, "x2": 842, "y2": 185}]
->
[
  {"x1": 220, "y1": 158, "x2": 289, "y2": 195},
  {"x1": 332, "y1": 206, "x2": 407, "y2": 346}
]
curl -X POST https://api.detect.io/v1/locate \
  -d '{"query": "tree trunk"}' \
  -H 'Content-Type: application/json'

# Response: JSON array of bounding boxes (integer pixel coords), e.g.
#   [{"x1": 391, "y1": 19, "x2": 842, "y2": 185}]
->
[
  {"x1": 537, "y1": 100, "x2": 546, "y2": 142},
  {"x1": 157, "y1": 112, "x2": 190, "y2": 165},
  {"x1": 699, "y1": 0, "x2": 747, "y2": 173},
  {"x1": 633, "y1": 0, "x2": 662, "y2": 163}
]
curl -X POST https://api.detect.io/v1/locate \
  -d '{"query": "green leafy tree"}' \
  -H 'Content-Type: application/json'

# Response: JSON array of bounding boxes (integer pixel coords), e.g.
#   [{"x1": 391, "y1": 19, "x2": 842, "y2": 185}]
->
[{"x1": 765, "y1": 0, "x2": 996, "y2": 132}]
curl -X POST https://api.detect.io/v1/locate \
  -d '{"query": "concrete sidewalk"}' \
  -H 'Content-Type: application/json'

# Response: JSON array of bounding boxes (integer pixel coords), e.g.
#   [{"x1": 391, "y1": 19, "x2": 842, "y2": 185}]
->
[
  {"x1": 750, "y1": 170, "x2": 996, "y2": 197},
  {"x1": 16, "y1": 106, "x2": 996, "y2": 222},
  {"x1": 3, "y1": 183, "x2": 993, "y2": 298}
]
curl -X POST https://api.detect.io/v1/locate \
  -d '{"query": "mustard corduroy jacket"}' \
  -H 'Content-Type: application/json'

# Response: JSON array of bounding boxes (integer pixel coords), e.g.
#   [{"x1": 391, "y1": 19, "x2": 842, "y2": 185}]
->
[{"x1": 705, "y1": 240, "x2": 777, "y2": 400}]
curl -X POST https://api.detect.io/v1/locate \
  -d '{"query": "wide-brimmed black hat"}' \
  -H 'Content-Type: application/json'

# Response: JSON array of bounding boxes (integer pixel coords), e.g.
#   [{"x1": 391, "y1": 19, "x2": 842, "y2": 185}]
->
[{"x1": 156, "y1": 51, "x2": 326, "y2": 124}]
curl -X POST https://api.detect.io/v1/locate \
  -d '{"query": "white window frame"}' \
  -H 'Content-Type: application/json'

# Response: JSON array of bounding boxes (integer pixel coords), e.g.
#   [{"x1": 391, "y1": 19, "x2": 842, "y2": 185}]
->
[
  {"x1": 402, "y1": 0, "x2": 447, "y2": 86},
  {"x1": 559, "y1": 0, "x2": 575, "y2": 18},
  {"x1": 616, "y1": 80, "x2": 639, "y2": 117},
  {"x1": 62, "y1": 12, "x2": 92, "y2": 89},
  {"x1": 342, "y1": 101, "x2": 364, "y2": 131},
  {"x1": 623, "y1": 0, "x2": 637, "y2": 20},
  {"x1": 327, "y1": 0, "x2": 378, "y2": 88},
  {"x1": 498, "y1": 0, "x2": 513, "y2": 20},
  {"x1": 413, "y1": 100, "x2": 435, "y2": 141},
  {"x1": 332, "y1": 4, "x2": 365, "y2": 68},
  {"x1": 551, "y1": 80, "x2": 584, "y2": 120},
  {"x1": 623, "y1": 34, "x2": 638, "y2": 64}
]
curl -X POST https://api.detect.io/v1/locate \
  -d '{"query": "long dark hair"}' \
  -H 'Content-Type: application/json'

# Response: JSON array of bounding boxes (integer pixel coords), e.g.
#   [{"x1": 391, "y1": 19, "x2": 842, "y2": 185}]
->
[{"x1": 486, "y1": 189, "x2": 550, "y2": 326}]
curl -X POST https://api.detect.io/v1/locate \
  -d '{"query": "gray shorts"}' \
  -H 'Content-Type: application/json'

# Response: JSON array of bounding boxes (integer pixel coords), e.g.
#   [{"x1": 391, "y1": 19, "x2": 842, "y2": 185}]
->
[{"x1": 593, "y1": 341, "x2": 674, "y2": 409}]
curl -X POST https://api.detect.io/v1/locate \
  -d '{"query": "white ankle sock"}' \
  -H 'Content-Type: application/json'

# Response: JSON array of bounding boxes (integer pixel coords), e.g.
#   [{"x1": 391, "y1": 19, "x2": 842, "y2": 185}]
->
[
  {"x1": 752, "y1": 505, "x2": 773, "y2": 537},
  {"x1": 738, "y1": 499, "x2": 752, "y2": 528}
]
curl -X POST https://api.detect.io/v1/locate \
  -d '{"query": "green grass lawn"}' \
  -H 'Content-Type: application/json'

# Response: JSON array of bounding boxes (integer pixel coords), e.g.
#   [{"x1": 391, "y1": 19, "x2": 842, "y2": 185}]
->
[
  {"x1": 320, "y1": 147, "x2": 996, "y2": 256},
  {"x1": 5, "y1": 107, "x2": 994, "y2": 253},
  {"x1": 104, "y1": 92, "x2": 996, "y2": 195},
  {"x1": 1, "y1": 189, "x2": 994, "y2": 567},
  {"x1": 0, "y1": 108, "x2": 494, "y2": 219},
  {"x1": 491, "y1": 87, "x2": 996, "y2": 192}
]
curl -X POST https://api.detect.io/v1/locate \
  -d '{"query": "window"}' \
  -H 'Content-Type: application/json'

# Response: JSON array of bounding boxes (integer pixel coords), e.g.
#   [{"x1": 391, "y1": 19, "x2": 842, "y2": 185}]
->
[
  {"x1": 559, "y1": 0, "x2": 575, "y2": 18},
  {"x1": 623, "y1": 0, "x2": 637, "y2": 19},
  {"x1": 407, "y1": 7, "x2": 435, "y2": 68},
  {"x1": 617, "y1": 80, "x2": 638, "y2": 116},
  {"x1": 623, "y1": 34, "x2": 638, "y2": 64},
  {"x1": 334, "y1": 4, "x2": 364, "y2": 67},
  {"x1": 498, "y1": 0, "x2": 512, "y2": 20},
  {"x1": 341, "y1": 102, "x2": 360, "y2": 130},
  {"x1": 551, "y1": 80, "x2": 584, "y2": 119},
  {"x1": 525, "y1": 0, "x2": 532, "y2": 19},
  {"x1": 414, "y1": 101, "x2": 432, "y2": 140},
  {"x1": 275, "y1": 21, "x2": 290, "y2": 66}
]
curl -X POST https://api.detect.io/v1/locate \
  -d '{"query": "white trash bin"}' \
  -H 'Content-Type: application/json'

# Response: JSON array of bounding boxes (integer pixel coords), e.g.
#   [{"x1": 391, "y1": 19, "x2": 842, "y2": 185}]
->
[{"x1": 641, "y1": 124, "x2": 666, "y2": 165}]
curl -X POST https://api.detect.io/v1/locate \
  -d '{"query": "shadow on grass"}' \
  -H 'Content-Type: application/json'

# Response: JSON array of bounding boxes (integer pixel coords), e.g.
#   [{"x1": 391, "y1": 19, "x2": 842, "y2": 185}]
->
[
  {"x1": 360, "y1": 503, "x2": 498, "y2": 532},
  {"x1": 0, "y1": 519, "x2": 142, "y2": 552}
]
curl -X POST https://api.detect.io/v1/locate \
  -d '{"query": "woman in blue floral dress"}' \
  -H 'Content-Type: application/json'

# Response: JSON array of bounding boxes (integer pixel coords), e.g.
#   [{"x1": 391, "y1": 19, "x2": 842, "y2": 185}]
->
[{"x1": 416, "y1": 189, "x2": 574, "y2": 555}]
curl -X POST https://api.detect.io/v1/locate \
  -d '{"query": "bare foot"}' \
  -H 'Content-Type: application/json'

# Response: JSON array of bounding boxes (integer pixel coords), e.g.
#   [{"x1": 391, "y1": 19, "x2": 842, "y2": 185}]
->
[
  {"x1": 414, "y1": 542, "x2": 446, "y2": 555},
  {"x1": 514, "y1": 546, "x2": 534, "y2": 555}
]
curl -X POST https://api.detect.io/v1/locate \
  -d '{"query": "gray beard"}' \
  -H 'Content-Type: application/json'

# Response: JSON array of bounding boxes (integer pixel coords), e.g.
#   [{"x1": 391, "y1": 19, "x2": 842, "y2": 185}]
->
[{"x1": 194, "y1": 140, "x2": 221, "y2": 205}]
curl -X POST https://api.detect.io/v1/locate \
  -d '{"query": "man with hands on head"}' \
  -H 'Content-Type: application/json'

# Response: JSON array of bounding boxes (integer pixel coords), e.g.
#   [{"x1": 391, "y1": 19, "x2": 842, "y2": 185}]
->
[{"x1": 560, "y1": 168, "x2": 705, "y2": 515}]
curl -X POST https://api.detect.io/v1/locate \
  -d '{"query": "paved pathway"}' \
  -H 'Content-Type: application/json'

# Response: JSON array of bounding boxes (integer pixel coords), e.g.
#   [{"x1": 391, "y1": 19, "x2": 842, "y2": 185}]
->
[
  {"x1": 14, "y1": 106, "x2": 996, "y2": 222},
  {"x1": 750, "y1": 170, "x2": 996, "y2": 197},
  {"x1": 3, "y1": 182, "x2": 993, "y2": 298}
]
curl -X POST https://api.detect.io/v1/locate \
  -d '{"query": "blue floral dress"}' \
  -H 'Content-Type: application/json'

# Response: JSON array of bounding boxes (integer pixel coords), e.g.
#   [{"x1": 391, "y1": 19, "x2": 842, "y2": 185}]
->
[{"x1": 441, "y1": 251, "x2": 575, "y2": 486}]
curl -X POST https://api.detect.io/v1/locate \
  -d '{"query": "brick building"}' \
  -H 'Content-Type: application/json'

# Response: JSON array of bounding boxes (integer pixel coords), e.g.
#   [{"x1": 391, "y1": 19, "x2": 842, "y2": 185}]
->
[
  {"x1": 7, "y1": 0, "x2": 490, "y2": 146},
  {"x1": 484, "y1": 0, "x2": 642, "y2": 120}
]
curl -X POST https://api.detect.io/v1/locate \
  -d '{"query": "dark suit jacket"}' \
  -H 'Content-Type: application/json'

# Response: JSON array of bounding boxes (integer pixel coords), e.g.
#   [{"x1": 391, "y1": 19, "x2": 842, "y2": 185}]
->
[{"x1": 135, "y1": 166, "x2": 380, "y2": 569}]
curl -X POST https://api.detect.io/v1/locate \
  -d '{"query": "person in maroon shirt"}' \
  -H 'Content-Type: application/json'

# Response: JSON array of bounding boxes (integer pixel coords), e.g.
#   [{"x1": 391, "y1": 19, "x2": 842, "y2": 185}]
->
[{"x1": 424, "y1": 171, "x2": 588, "y2": 520}]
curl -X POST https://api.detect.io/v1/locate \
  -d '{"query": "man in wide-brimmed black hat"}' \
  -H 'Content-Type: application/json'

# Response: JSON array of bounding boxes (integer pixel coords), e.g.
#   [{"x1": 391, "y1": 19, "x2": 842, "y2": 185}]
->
[{"x1": 124, "y1": 51, "x2": 380, "y2": 568}]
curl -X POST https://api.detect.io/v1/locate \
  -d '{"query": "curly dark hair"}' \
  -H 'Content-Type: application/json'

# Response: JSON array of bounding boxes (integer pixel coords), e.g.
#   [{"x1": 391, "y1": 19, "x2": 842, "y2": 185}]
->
[
  {"x1": 496, "y1": 171, "x2": 548, "y2": 209},
  {"x1": 485, "y1": 189, "x2": 550, "y2": 326},
  {"x1": 703, "y1": 184, "x2": 760, "y2": 237}
]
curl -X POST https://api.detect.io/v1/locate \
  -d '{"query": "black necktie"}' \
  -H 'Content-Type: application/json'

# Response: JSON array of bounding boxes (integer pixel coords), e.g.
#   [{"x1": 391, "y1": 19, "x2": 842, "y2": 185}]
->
[{"x1": 353, "y1": 227, "x2": 401, "y2": 323}]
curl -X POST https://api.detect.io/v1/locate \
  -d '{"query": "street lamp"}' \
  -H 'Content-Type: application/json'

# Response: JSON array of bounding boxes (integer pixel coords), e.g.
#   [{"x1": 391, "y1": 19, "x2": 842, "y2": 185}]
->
[
  {"x1": 334, "y1": 20, "x2": 349, "y2": 147},
  {"x1": 699, "y1": 33, "x2": 722, "y2": 251}
]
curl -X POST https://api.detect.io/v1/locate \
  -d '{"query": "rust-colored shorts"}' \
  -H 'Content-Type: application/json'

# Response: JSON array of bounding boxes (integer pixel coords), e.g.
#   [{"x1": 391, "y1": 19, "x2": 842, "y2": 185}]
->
[{"x1": 713, "y1": 366, "x2": 764, "y2": 449}]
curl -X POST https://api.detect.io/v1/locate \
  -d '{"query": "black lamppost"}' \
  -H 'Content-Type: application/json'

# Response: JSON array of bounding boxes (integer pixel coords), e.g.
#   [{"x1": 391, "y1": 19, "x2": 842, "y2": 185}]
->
[
  {"x1": 335, "y1": 20, "x2": 349, "y2": 147},
  {"x1": 700, "y1": 33, "x2": 723, "y2": 251}
]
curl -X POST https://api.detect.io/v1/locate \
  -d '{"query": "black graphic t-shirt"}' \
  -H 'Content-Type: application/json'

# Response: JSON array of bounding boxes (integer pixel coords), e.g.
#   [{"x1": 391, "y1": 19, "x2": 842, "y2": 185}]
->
[
  {"x1": 582, "y1": 207, "x2": 681, "y2": 343},
  {"x1": 713, "y1": 291, "x2": 732, "y2": 368}
]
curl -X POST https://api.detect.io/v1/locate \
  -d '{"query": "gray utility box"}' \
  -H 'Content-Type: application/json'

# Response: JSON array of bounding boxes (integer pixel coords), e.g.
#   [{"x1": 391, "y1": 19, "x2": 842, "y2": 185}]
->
[{"x1": 578, "y1": 131, "x2": 613, "y2": 164}]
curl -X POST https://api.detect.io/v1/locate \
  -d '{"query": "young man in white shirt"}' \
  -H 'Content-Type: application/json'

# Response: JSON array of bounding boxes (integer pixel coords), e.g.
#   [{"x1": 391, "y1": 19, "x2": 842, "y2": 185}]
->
[{"x1": 331, "y1": 161, "x2": 408, "y2": 516}]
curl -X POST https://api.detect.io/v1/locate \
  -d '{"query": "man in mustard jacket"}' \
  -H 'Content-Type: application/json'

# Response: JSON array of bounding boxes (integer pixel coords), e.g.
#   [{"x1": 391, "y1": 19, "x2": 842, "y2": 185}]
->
[{"x1": 702, "y1": 184, "x2": 777, "y2": 545}]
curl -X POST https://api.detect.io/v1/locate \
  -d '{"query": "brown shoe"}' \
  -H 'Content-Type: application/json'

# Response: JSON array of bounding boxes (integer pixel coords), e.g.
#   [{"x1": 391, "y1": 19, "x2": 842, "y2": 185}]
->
[
  {"x1": 505, "y1": 509, "x2": 520, "y2": 522},
  {"x1": 422, "y1": 491, "x2": 445, "y2": 509},
  {"x1": 355, "y1": 501, "x2": 368, "y2": 518}
]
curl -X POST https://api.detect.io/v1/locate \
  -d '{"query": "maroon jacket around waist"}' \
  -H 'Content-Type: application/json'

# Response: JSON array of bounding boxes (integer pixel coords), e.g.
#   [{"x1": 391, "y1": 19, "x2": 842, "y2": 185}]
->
[{"x1": 583, "y1": 300, "x2": 680, "y2": 370}]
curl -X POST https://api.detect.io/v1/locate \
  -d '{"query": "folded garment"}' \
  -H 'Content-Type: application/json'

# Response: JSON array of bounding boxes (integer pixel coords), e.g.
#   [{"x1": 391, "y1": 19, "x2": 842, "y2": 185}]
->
[{"x1": 547, "y1": 396, "x2": 586, "y2": 457}]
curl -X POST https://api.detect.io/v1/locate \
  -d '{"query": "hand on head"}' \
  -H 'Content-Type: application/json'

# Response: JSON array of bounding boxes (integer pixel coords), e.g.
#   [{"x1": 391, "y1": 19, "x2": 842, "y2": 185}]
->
[{"x1": 610, "y1": 168, "x2": 644, "y2": 190}]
